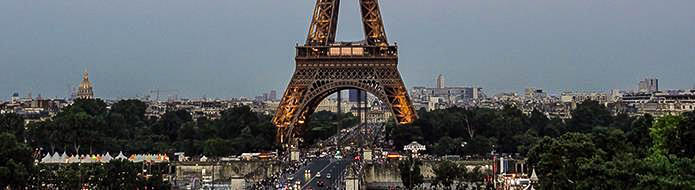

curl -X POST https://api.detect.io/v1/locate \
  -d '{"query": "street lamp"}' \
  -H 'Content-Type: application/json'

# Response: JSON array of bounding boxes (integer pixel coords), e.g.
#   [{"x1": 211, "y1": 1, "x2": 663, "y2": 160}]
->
[{"x1": 460, "y1": 141, "x2": 467, "y2": 158}]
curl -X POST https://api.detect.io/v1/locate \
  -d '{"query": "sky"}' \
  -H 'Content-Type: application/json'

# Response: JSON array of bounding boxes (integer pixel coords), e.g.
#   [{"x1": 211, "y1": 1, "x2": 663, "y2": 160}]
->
[{"x1": 1, "y1": 0, "x2": 694, "y2": 99}]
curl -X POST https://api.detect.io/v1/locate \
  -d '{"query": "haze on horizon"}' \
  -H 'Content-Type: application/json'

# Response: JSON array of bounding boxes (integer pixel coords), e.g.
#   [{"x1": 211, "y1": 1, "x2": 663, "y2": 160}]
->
[{"x1": 1, "y1": 0, "x2": 694, "y2": 99}]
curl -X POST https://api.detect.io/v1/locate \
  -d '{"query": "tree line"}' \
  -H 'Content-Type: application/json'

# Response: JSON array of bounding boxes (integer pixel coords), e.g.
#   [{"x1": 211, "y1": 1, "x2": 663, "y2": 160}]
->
[
  {"x1": 388, "y1": 100, "x2": 695, "y2": 189},
  {"x1": 9, "y1": 99, "x2": 276, "y2": 157},
  {"x1": 1, "y1": 98, "x2": 358, "y2": 188}
]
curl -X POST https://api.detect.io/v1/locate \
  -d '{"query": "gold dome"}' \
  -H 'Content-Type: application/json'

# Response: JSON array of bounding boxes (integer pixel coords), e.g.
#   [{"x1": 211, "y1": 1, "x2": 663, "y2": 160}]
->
[{"x1": 76, "y1": 70, "x2": 94, "y2": 99}]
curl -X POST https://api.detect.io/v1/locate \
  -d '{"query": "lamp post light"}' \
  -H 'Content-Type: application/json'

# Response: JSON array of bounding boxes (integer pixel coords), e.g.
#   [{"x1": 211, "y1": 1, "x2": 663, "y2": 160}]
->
[{"x1": 460, "y1": 141, "x2": 467, "y2": 158}]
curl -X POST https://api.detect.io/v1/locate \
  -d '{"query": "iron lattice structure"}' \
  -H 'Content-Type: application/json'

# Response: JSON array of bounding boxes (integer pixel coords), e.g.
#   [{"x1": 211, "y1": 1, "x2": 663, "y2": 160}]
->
[{"x1": 273, "y1": 0, "x2": 416, "y2": 145}]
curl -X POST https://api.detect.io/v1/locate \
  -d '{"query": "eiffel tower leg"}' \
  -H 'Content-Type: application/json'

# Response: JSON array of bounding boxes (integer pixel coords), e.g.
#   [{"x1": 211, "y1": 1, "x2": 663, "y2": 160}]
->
[{"x1": 273, "y1": 75, "x2": 308, "y2": 146}]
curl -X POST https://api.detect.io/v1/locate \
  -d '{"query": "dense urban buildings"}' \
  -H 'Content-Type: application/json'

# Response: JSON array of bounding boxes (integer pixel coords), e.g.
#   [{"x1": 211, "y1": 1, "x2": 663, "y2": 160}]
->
[{"x1": 4, "y1": 75, "x2": 693, "y2": 125}]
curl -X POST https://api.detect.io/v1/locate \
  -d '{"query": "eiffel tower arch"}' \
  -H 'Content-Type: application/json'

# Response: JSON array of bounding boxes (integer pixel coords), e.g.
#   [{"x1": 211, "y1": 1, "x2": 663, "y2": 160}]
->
[{"x1": 273, "y1": 0, "x2": 417, "y2": 145}]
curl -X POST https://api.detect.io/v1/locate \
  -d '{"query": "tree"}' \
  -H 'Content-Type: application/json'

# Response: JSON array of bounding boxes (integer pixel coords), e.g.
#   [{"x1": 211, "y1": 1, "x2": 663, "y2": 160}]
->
[
  {"x1": 218, "y1": 106, "x2": 259, "y2": 139},
  {"x1": 399, "y1": 158, "x2": 424, "y2": 190},
  {"x1": 143, "y1": 174, "x2": 171, "y2": 189},
  {"x1": 62, "y1": 98, "x2": 108, "y2": 117},
  {"x1": 590, "y1": 126, "x2": 629, "y2": 157},
  {"x1": 203, "y1": 138, "x2": 233, "y2": 157},
  {"x1": 0, "y1": 113, "x2": 25, "y2": 139},
  {"x1": 463, "y1": 135, "x2": 493, "y2": 157},
  {"x1": 152, "y1": 110, "x2": 192, "y2": 145},
  {"x1": 527, "y1": 133, "x2": 604, "y2": 189},
  {"x1": 649, "y1": 115, "x2": 681, "y2": 159},
  {"x1": 432, "y1": 137, "x2": 463, "y2": 156},
  {"x1": 626, "y1": 114, "x2": 654, "y2": 157},
  {"x1": 109, "y1": 99, "x2": 147, "y2": 125},
  {"x1": 462, "y1": 166, "x2": 486, "y2": 183},
  {"x1": 0, "y1": 133, "x2": 33, "y2": 189},
  {"x1": 102, "y1": 160, "x2": 143, "y2": 189},
  {"x1": 568, "y1": 100, "x2": 613, "y2": 133},
  {"x1": 635, "y1": 155, "x2": 695, "y2": 189},
  {"x1": 390, "y1": 124, "x2": 424, "y2": 149},
  {"x1": 433, "y1": 160, "x2": 460, "y2": 188},
  {"x1": 678, "y1": 111, "x2": 695, "y2": 157}
]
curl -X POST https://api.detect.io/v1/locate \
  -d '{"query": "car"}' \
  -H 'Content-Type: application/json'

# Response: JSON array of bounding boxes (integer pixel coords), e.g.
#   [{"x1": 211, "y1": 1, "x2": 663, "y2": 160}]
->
[
  {"x1": 315, "y1": 172, "x2": 321, "y2": 178},
  {"x1": 287, "y1": 176, "x2": 294, "y2": 181},
  {"x1": 326, "y1": 173, "x2": 332, "y2": 179}
]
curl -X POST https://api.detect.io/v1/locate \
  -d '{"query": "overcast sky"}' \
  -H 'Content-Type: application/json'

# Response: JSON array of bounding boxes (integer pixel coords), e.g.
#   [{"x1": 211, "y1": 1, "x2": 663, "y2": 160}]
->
[{"x1": 1, "y1": 0, "x2": 694, "y2": 99}]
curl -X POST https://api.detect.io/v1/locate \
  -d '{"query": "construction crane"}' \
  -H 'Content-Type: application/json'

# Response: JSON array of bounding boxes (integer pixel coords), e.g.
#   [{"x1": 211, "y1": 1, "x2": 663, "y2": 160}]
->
[{"x1": 149, "y1": 89, "x2": 178, "y2": 101}]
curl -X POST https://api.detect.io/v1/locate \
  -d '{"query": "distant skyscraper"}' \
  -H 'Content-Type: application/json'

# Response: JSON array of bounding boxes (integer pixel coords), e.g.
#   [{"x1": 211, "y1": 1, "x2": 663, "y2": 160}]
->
[
  {"x1": 269, "y1": 90, "x2": 277, "y2": 101},
  {"x1": 76, "y1": 70, "x2": 94, "y2": 99},
  {"x1": 348, "y1": 89, "x2": 367, "y2": 102},
  {"x1": 436, "y1": 74, "x2": 445, "y2": 89},
  {"x1": 638, "y1": 78, "x2": 658, "y2": 93}
]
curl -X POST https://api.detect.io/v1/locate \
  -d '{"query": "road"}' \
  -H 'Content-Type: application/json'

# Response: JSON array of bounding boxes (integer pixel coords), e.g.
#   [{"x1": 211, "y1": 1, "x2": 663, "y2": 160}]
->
[
  {"x1": 274, "y1": 123, "x2": 385, "y2": 190},
  {"x1": 284, "y1": 158, "x2": 351, "y2": 190}
]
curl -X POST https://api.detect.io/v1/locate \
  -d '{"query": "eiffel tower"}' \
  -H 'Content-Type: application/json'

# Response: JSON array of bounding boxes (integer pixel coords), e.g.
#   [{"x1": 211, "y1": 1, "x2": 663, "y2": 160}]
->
[{"x1": 273, "y1": 0, "x2": 417, "y2": 145}]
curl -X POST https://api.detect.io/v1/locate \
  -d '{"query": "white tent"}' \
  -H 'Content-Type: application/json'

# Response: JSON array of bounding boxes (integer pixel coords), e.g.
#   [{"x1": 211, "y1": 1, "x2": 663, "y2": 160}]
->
[
  {"x1": 115, "y1": 151, "x2": 127, "y2": 160},
  {"x1": 80, "y1": 155, "x2": 92, "y2": 163},
  {"x1": 102, "y1": 152, "x2": 113, "y2": 163},
  {"x1": 51, "y1": 152, "x2": 61, "y2": 163},
  {"x1": 60, "y1": 152, "x2": 68, "y2": 162},
  {"x1": 67, "y1": 155, "x2": 79, "y2": 163},
  {"x1": 41, "y1": 154, "x2": 52, "y2": 163}
]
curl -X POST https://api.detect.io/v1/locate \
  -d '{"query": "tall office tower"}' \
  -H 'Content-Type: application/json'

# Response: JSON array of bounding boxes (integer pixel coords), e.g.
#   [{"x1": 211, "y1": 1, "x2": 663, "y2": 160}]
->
[
  {"x1": 348, "y1": 89, "x2": 367, "y2": 102},
  {"x1": 269, "y1": 90, "x2": 277, "y2": 101},
  {"x1": 638, "y1": 78, "x2": 659, "y2": 93},
  {"x1": 436, "y1": 74, "x2": 445, "y2": 89}
]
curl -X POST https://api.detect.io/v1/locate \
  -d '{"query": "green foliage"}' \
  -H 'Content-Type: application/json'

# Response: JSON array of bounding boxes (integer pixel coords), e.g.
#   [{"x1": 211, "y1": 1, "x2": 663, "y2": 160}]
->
[
  {"x1": 16, "y1": 99, "x2": 277, "y2": 157},
  {"x1": 433, "y1": 160, "x2": 460, "y2": 187},
  {"x1": 390, "y1": 124, "x2": 424, "y2": 149},
  {"x1": 110, "y1": 99, "x2": 147, "y2": 125},
  {"x1": 678, "y1": 112, "x2": 695, "y2": 157},
  {"x1": 61, "y1": 98, "x2": 108, "y2": 117},
  {"x1": 202, "y1": 138, "x2": 234, "y2": 157},
  {"x1": 527, "y1": 111, "x2": 695, "y2": 190},
  {"x1": 0, "y1": 133, "x2": 33, "y2": 189},
  {"x1": 635, "y1": 155, "x2": 695, "y2": 190},
  {"x1": 649, "y1": 115, "x2": 681, "y2": 159},
  {"x1": 528, "y1": 133, "x2": 604, "y2": 189},
  {"x1": 0, "y1": 113, "x2": 25, "y2": 138},
  {"x1": 32, "y1": 160, "x2": 170, "y2": 189},
  {"x1": 391, "y1": 106, "x2": 564, "y2": 156},
  {"x1": 568, "y1": 100, "x2": 613, "y2": 133},
  {"x1": 626, "y1": 114, "x2": 654, "y2": 157},
  {"x1": 399, "y1": 157, "x2": 424, "y2": 190},
  {"x1": 432, "y1": 137, "x2": 464, "y2": 156}
]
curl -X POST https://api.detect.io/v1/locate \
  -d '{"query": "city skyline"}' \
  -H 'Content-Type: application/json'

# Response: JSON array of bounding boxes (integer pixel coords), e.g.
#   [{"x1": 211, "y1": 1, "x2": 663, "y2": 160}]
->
[{"x1": 2, "y1": 0, "x2": 694, "y2": 98}]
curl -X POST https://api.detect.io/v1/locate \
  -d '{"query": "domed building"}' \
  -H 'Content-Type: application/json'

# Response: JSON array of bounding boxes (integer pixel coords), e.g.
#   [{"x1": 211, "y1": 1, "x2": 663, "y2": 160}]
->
[{"x1": 76, "y1": 70, "x2": 94, "y2": 99}]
